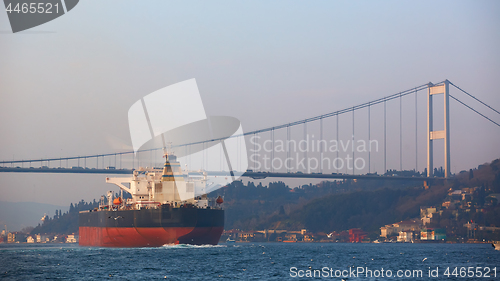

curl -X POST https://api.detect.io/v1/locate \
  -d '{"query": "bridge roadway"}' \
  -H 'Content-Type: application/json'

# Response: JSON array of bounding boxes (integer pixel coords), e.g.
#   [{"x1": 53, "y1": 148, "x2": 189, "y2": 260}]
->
[{"x1": 0, "y1": 166, "x2": 447, "y2": 181}]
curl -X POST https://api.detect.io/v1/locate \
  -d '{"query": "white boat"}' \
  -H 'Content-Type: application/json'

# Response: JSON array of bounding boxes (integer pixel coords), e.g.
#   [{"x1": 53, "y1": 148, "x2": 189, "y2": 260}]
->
[{"x1": 492, "y1": 242, "x2": 500, "y2": 250}]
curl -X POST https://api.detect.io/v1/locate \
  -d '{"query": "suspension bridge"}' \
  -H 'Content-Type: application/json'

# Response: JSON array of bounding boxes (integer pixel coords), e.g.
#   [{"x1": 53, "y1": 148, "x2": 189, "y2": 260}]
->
[{"x1": 1, "y1": 80, "x2": 499, "y2": 183}]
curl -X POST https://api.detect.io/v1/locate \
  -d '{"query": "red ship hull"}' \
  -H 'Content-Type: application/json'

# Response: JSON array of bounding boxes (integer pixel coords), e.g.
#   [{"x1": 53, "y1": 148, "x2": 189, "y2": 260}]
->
[
  {"x1": 79, "y1": 226, "x2": 224, "y2": 247},
  {"x1": 79, "y1": 207, "x2": 224, "y2": 247}
]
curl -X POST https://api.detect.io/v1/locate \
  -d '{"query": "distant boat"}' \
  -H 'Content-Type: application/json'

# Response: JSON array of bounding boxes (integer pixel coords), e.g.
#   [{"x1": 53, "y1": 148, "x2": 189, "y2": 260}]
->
[
  {"x1": 226, "y1": 238, "x2": 235, "y2": 243},
  {"x1": 492, "y1": 242, "x2": 500, "y2": 250}
]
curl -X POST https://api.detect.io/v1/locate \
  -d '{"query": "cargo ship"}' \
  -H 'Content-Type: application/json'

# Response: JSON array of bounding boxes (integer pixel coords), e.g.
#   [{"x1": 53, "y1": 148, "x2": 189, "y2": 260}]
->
[{"x1": 79, "y1": 153, "x2": 224, "y2": 247}]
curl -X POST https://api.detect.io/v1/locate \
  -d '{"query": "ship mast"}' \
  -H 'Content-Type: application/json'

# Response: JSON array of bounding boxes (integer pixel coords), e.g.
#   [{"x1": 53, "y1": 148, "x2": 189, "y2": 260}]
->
[{"x1": 161, "y1": 133, "x2": 168, "y2": 155}]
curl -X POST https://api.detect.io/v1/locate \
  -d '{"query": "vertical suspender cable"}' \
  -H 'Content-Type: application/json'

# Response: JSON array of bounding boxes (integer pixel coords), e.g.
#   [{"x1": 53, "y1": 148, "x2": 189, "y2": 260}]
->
[
  {"x1": 254, "y1": 133, "x2": 256, "y2": 170},
  {"x1": 415, "y1": 88, "x2": 418, "y2": 172},
  {"x1": 400, "y1": 92, "x2": 403, "y2": 171},
  {"x1": 271, "y1": 128, "x2": 274, "y2": 172},
  {"x1": 256, "y1": 134, "x2": 259, "y2": 171},
  {"x1": 384, "y1": 99, "x2": 387, "y2": 174},
  {"x1": 336, "y1": 113, "x2": 339, "y2": 173},
  {"x1": 304, "y1": 122, "x2": 307, "y2": 173},
  {"x1": 368, "y1": 102, "x2": 371, "y2": 173},
  {"x1": 237, "y1": 136, "x2": 239, "y2": 172},
  {"x1": 287, "y1": 125, "x2": 290, "y2": 173},
  {"x1": 320, "y1": 117, "x2": 323, "y2": 173},
  {"x1": 352, "y1": 106, "x2": 355, "y2": 175}
]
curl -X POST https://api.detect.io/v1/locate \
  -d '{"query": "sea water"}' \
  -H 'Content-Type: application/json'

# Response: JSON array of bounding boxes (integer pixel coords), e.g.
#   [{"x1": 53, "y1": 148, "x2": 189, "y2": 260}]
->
[{"x1": 0, "y1": 243, "x2": 498, "y2": 280}]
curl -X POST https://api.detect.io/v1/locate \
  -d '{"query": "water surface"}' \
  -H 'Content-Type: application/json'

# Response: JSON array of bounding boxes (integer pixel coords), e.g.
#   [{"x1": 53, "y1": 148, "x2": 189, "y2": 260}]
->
[{"x1": 0, "y1": 243, "x2": 498, "y2": 280}]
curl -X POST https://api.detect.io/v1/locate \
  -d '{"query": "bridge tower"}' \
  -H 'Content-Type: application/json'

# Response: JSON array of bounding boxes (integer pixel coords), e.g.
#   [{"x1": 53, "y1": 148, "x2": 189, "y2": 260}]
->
[{"x1": 427, "y1": 80, "x2": 450, "y2": 178}]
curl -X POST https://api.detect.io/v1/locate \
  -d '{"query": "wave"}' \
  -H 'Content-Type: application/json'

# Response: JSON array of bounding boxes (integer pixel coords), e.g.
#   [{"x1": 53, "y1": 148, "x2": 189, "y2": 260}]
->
[{"x1": 160, "y1": 244, "x2": 227, "y2": 249}]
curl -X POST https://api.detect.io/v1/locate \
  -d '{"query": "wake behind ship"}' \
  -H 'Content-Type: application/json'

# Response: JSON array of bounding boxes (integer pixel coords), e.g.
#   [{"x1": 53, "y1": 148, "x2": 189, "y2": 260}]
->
[{"x1": 79, "y1": 154, "x2": 224, "y2": 247}]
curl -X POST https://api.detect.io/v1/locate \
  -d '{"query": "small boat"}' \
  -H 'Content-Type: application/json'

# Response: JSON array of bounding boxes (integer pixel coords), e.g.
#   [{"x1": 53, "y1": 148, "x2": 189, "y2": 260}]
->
[
  {"x1": 492, "y1": 242, "x2": 500, "y2": 250},
  {"x1": 226, "y1": 238, "x2": 236, "y2": 243}
]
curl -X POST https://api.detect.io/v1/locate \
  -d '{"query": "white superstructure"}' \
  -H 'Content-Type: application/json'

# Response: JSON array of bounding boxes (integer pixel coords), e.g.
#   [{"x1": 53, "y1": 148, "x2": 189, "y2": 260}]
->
[{"x1": 105, "y1": 154, "x2": 212, "y2": 209}]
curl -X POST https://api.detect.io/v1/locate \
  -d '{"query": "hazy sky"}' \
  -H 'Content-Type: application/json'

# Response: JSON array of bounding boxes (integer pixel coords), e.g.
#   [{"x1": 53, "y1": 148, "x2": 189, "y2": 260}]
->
[{"x1": 0, "y1": 0, "x2": 499, "y2": 205}]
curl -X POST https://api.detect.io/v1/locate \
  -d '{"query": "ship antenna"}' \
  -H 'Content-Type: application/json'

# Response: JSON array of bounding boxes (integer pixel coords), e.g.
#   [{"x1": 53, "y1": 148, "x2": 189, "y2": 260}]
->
[
  {"x1": 167, "y1": 142, "x2": 173, "y2": 155},
  {"x1": 160, "y1": 133, "x2": 168, "y2": 155}
]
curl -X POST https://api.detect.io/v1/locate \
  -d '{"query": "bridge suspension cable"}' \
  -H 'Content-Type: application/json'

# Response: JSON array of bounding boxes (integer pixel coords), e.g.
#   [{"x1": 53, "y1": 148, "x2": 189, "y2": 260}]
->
[
  {"x1": 7, "y1": 79, "x2": 499, "y2": 170},
  {"x1": 1, "y1": 82, "x2": 430, "y2": 166},
  {"x1": 449, "y1": 95, "x2": 500, "y2": 128},
  {"x1": 449, "y1": 82, "x2": 500, "y2": 116}
]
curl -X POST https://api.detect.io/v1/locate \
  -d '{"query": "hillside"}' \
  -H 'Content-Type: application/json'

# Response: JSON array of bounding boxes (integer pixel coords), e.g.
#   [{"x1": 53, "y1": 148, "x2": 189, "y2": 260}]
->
[
  {"x1": 213, "y1": 158, "x2": 500, "y2": 236},
  {"x1": 30, "y1": 200, "x2": 99, "y2": 235},
  {"x1": 267, "y1": 185, "x2": 449, "y2": 233},
  {"x1": 0, "y1": 201, "x2": 68, "y2": 232},
  {"x1": 210, "y1": 172, "x2": 430, "y2": 230}
]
